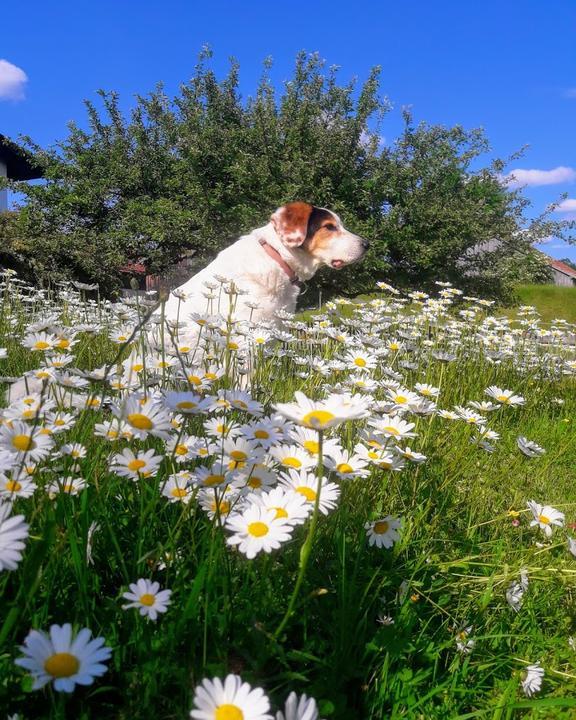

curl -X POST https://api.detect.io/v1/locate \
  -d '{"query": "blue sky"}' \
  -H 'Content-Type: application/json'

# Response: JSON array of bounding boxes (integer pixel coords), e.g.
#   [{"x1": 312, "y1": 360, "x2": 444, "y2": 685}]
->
[{"x1": 1, "y1": 0, "x2": 575, "y2": 259}]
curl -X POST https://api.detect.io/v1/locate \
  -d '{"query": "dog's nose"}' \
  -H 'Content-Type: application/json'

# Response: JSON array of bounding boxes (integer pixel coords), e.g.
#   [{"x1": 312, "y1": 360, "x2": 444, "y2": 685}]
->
[{"x1": 360, "y1": 237, "x2": 370, "y2": 250}]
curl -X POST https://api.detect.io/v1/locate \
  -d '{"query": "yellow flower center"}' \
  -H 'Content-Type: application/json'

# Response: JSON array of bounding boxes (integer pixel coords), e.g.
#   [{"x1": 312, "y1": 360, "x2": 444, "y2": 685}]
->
[
  {"x1": 204, "y1": 474, "x2": 224, "y2": 487},
  {"x1": 204, "y1": 372, "x2": 217, "y2": 380},
  {"x1": 139, "y1": 593, "x2": 155, "y2": 606},
  {"x1": 301, "y1": 410, "x2": 336, "y2": 429},
  {"x1": 127, "y1": 413, "x2": 153, "y2": 430},
  {"x1": 303, "y1": 440, "x2": 319, "y2": 455},
  {"x1": 254, "y1": 430, "x2": 270, "y2": 439},
  {"x1": 233, "y1": 400, "x2": 248, "y2": 409},
  {"x1": 373, "y1": 520, "x2": 389, "y2": 534},
  {"x1": 282, "y1": 457, "x2": 302, "y2": 469},
  {"x1": 175, "y1": 444, "x2": 188, "y2": 456},
  {"x1": 44, "y1": 652, "x2": 80, "y2": 678},
  {"x1": 368, "y1": 450, "x2": 380, "y2": 460},
  {"x1": 57, "y1": 338, "x2": 70, "y2": 349},
  {"x1": 171, "y1": 487, "x2": 188, "y2": 498},
  {"x1": 336, "y1": 463, "x2": 354, "y2": 474},
  {"x1": 177, "y1": 401, "x2": 197, "y2": 410},
  {"x1": 11, "y1": 434, "x2": 34, "y2": 452},
  {"x1": 128, "y1": 459, "x2": 147, "y2": 472},
  {"x1": 354, "y1": 357, "x2": 367, "y2": 367},
  {"x1": 215, "y1": 705, "x2": 244, "y2": 720},
  {"x1": 34, "y1": 341, "x2": 50, "y2": 350},
  {"x1": 247, "y1": 522, "x2": 269, "y2": 537},
  {"x1": 5, "y1": 480, "x2": 22, "y2": 492},
  {"x1": 389, "y1": 343, "x2": 399, "y2": 351},
  {"x1": 394, "y1": 395, "x2": 407, "y2": 404},
  {"x1": 227, "y1": 342, "x2": 239, "y2": 350},
  {"x1": 296, "y1": 486, "x2": 317, "y2": 501},
  {"x1": 248, "y1": 477, "x2": 262, "y2": 489},
  {"x1": 188, "y1": 375, "x2": 202, "y2": 385},
  {"x1": 383, "y1": 426, "x2": 399, "y2": 436},
  {"x1": 230, "y1": 450, "x2": 247, "y2": 461},
  {"x1": 538, "y1": 514, "x2": 550, "y2": 525},
  {"x1": 497, "y1": 395, "x2": 510, "y2": 403},
  {"x1": 22, "y1": 410, "x2": 35, "y2": 419},
  {"x1": 274, "y1": 507, "x2": 288, "y2": 519},
  {"x1": 54, "y1": 419, "x2": 66, "y2": 426},
  {"x1": 132, "y1": 364, "x2": 144, "y2": 372}
]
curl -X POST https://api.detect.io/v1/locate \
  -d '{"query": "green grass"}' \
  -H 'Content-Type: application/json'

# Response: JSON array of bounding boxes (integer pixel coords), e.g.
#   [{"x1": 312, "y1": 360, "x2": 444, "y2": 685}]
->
[
  {"x1": 1, "y1": 279, "x2": 576, "y2": 719},
  {"x1": 512, "y1": 285, "x2": 576, "y2": 324}
]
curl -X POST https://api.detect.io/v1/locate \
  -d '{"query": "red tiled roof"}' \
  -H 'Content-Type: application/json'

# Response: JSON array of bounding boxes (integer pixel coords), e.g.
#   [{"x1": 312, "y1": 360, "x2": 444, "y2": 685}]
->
[
  {"x1": 548, "y1": 259, "x2": 576, "y2": 278},
  {"x1": 119, "y1": 261, "x2": 147, "y2": 275}
]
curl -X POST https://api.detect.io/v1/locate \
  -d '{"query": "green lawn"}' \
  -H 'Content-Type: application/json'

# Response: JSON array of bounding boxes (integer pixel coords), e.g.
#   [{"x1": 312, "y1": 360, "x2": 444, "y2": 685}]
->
[{"x1": 512, "y1": 284, "x2": 576, "y2": 324}]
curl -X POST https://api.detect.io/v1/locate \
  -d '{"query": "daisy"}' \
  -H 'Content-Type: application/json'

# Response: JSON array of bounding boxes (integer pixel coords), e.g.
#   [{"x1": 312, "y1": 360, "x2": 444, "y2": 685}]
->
[
  {"x1": 225, "y1": 504, "x2": 293, "y2": 559},
  {"x1": 238, "y1": 464, "x2": 277, "y2": 493},
  {"x1": 385, "y1": 387, "x2": 421, "y2": 410},
  {"x1": 122, "y1": 579, "x2": 172, "y2": 621},
  {"x1": 269, "y1": 444, "x2": 316, "y2": 472},
  {"x1": 0, "y1": 502, "x2": 29, "y2": 571},
  {"x1": 485, "y1": 386, "x2": 525, "y2": 406},
  {"x1": 455, "y1": 408, "x2": 487, "y2": 426},
  {"x1": 198, "y1": 488, "x2": 242, "y2": 520},
  {"x1": 193, "y1": 462, "x2": 237, "y2": 490},
  {"x1": 59, "y1": 442, "x2": 87, "y2": 460},
  {"x1": 468, "y1": 400, "x2": 499, "y2": 413},
  {"x1": 274, "y1": 390, "x2": 370, "y2": 431},
  {"x1": 415, "y1": 383, "x2": 440, "y2": 398},
  {"x1": 355, "y1": 444, "x2": 406, "y2": 471},
  {"x1": 368, "y1": 415, "x2": 416, "y2": 441},
  {"x1": 0, "y1": 473, "x2": 37, "y2": 500},
  {"x1": 506, "y1": 570, "x2": 529, "y2": 612},
  {"x1": 164, "y1": 391, "x2": 212, "y2": 416},
  {"x1": 365, "y1": 516, "x2": 403, "y2": 548},
  {"x1": 455, "y1": 626, "x2": 475, "y2": 655},
  {"x1": 517, "y1": 437, "x2": 545, "y2": 458},
  {"x1": 224, "y1": 437, "x2": 264, "y2": 471},
  {"x1": 14, "y1": 623, "x2": 112, "y2": 692},
  {"x1": 521, "y1": 663, "x2": 544, "y2": 697},
  {"x1": 343, "y1": 349, "x2": 378, "y2": 371},
  {"x1": 160, "y1": 475, "x2": 194, "y2": 504},
  {"x1": 240, "y1": 418, "x2": 284, "y2": 449},
  {"x1": 203, "y1": 418, "x2": 243, "y2": 441},
  {"x1": 324, "y1": 449, "x2": 369, "y2": 479},
  {"x1": 251, "y1": 487, "x2": 310, "y2": 526},
  {"x1": 111, "y1": 395, "x2": 172, "y2": 440},
  {"x1": 289, "y1": 427, "x2": 343, "y2": 459},
  {"x1": 527, "y1": 500, "x2": 564, "y2": 537},
  {"x1": 394, "y1": 446, "x2": 427, "y2": 464},
  {"x1": 190, "y1": 673, "x2": 272, "y2": 720},
  {"x1": 47, "y1": 477, "x2": 87, "y2": 497},
  {"x1": 110, "y1": 448, "x2": 163, "y2": 480},
  {"x1": 276, "y1": 691, "x2": 321, "y2": 720},
  {"x1": 0, "y1": 421, "x2": 54, "y2": 462},
  {"x1": 279, "y1": 469, "x2": 340, "y2": 516},
  {"x1": 21, "y1": 331, "x2": 58, "y2": 352}
]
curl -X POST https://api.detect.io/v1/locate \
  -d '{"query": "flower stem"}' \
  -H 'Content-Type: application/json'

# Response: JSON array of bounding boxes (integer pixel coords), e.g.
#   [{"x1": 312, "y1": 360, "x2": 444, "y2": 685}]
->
[{"x1": 273, "y1": 430, "x2": 324, "y2": 640}]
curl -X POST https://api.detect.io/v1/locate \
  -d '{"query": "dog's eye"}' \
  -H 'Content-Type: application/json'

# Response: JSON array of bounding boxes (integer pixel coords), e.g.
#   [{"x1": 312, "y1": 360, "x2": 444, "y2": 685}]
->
[{"x1": 324, "y1": 223, "x2": 338, "y2": 231}]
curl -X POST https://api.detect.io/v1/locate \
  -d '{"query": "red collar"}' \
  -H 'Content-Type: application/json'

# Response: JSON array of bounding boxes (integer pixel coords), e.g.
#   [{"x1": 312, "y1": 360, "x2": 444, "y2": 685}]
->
[{"x1": 258, "y1": 238, "x2": 304, "y2": 290}]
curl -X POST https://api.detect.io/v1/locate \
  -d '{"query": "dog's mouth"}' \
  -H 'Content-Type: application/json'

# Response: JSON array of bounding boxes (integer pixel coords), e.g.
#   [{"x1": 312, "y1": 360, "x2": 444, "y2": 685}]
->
[{"x1": 331, "y1": 259, "x2": 345, "y2": 269}]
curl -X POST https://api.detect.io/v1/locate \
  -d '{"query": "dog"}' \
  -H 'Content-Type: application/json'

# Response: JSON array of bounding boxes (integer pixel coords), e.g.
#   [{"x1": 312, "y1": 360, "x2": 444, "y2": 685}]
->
[{"x1": 161, "y1": 202, "x2": 369, "y2": 326}]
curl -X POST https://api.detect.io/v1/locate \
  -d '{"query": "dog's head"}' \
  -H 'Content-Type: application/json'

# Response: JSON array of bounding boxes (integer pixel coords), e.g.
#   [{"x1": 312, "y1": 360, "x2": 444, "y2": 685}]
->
[{"x1": 270, "y1": 202, "x2": 369, "y2": 269}]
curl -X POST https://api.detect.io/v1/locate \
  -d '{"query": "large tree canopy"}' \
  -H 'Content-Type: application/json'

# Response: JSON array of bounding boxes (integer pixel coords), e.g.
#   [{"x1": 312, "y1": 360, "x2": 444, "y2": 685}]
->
[{"x1": 2, "y1": 50, "x2": 574, "y2": 300}]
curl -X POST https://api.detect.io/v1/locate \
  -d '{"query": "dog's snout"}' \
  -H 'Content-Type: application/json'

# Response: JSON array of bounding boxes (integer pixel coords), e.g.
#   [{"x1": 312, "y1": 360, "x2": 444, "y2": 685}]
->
[{"x1": 360, "y1": 237, "x2": 370, "y2": 250}]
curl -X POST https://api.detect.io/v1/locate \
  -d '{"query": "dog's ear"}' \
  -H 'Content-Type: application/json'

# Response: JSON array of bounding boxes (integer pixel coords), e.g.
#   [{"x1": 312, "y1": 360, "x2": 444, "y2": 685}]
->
[{"x1": 270, "y1": 202, "x2": 314, "y2": 247}]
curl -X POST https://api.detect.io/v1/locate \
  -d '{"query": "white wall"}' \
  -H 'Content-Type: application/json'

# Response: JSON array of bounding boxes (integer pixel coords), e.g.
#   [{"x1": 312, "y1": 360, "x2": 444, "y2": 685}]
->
[{"x1": 0, "y1": 159, "x2": 7, "y2": 212}]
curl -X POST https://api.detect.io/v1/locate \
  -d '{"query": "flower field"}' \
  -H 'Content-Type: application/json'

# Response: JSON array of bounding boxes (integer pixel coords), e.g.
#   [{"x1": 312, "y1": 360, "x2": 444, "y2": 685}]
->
[{"x1": 1, "y1": 270, "x2": 576, "y2": 719}]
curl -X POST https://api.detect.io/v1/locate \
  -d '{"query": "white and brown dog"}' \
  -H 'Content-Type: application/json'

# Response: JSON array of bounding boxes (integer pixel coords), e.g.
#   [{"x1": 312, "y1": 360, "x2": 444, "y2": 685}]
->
[{"x1": 162, "y1": 202, "x2": 369, "y2": 326}]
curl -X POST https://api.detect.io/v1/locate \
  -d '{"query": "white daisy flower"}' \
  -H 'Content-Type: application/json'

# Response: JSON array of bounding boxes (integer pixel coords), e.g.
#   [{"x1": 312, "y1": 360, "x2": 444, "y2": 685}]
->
[
  {"x1": 527, "y1": 500, "x2": 564, "y2": 537},
  {"x1": 279, "y1": 469, "x2": 341, "y2": 516},
  {"x1": 521, "y1": 662, "x2": 544, "y2": 697},
  {"x1": 274, "y1": 390, "x2": 370, "y2": 430},
  {"x1": 122, "y1": 579, "x2": 172, "y2": 621},
  {"x1": 14, "y1": 623, "x2": 112, "y2": 692},
  {"x1": 47, "y1": 477, "x2": 87, "y2": 497},
  {"x1": 368, "y1": 415, "x2": 416, "y2": 441},
  {"x1": 190, "y1": 673, "x2": 272, "y2": 720},
  {"x1": 0, "y1": 473, "x2": 36, "y2": 500},
  {"x1": 485, "y1": 386, "x2": 525, "y2": 406},
  {"x1": 276, "y1": 691, "x2": 322, "y2": 720},
  {"x1": 251, "y1": 487, "x2": 311, "y2": 526},
  {"x1": 0, "y1": 502, "x2": 29, "y2": 571},
  {"x1": 110, "y1": 448, "x2": 163, "y2": 480},
  {"x1": 365, "y1": 516, "x2": 403, "y2": 548},
  {"x1": 517, "y1": 437, "x2": 545, "y2": 458},
  {"x1": 111, "y1": 395, "x2": 172, "y2": 440},
  {"x1": 506, "y1": 570, "x2": 529, "y2": 612},
  {"x1": 225, "y1": 504, "x2": 293, "y2": 559},
  {"x1": 0, "y1": 421, "x2": 54, "y2": 462},
  {"x1": 455, "y1": 625, "x2": 475, "y2": 655}
]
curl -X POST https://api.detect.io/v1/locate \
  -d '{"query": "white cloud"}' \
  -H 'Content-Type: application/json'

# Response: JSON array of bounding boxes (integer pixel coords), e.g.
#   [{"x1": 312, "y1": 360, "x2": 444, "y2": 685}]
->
[
  {"x1": 0, "y1": 59, "x2": 27, "y2": 101},
  {"x1": 553, "y1": 198, "x2": 576, "y2": 213},
  {"x1": 503, "y1": 166, "x2": 576, "y2": 188}
]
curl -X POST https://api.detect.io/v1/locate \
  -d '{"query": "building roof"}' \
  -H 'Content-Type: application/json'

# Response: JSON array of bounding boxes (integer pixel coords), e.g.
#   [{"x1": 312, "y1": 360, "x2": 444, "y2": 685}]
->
[
  {"x1": 0, "y1": 134, "x2": 44, "y2": 180},
  {"x1": 548, "y1": 258, "x2": 576, "y2": 278}
]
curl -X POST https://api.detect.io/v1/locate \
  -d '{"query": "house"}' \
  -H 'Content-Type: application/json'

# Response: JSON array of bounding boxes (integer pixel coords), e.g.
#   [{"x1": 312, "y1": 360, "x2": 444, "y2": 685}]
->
[
  {"x1": 0, "y1": 135, "x2": 44, "y2": 212},
  {"x1": 546, "y1": 257, "x2": 576, "y2": 287}
]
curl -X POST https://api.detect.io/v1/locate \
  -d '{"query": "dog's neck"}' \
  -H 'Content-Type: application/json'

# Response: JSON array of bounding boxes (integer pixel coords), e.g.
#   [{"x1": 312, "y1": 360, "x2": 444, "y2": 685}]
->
[{"x1": 256, "y1": 223, "x2": 323, "y2": 281}]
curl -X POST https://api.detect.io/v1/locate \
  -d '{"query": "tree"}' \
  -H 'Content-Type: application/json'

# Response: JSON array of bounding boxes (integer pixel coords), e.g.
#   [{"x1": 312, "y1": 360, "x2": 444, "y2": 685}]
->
[{"x1": 5, "y1": 51, "x2": 574, "y2": 300}]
